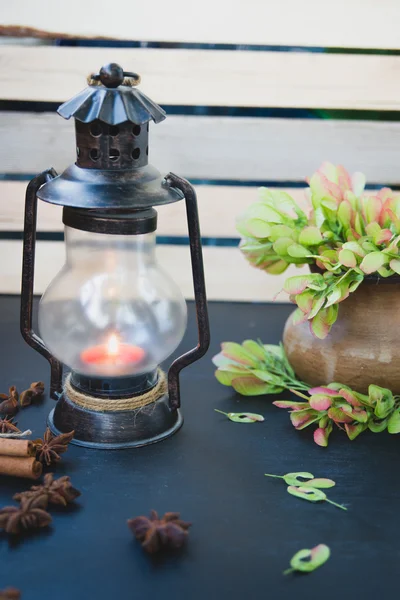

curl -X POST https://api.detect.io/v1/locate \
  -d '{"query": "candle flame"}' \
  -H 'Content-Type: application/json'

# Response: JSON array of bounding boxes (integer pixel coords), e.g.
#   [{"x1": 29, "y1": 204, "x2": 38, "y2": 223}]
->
[{"x1": 107, "y1": 333, "x2": 120, "y2": 357}]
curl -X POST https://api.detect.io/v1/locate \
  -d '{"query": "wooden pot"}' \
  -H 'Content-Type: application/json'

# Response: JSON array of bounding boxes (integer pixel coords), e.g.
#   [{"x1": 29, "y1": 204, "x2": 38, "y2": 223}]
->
[{"x1": 283, "y1": 278, "x2": 400, "y2": 393}]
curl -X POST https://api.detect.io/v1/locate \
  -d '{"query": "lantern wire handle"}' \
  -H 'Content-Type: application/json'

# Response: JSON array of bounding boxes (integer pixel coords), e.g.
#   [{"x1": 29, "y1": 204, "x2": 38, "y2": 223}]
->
[
  {"x1": 164, "y1": 173, "x2": 211, "y2": 410},
  {"x1": 87, "y1": 71, "x2": 141, "y2": 87},
  {"x1": 20, "y1": 170, "x2": 63, "y2": 400}
]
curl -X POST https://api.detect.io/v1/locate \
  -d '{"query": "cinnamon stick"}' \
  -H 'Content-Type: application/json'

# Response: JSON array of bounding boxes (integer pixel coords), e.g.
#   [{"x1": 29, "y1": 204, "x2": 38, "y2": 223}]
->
[
  {"x1": 0, "y1": 456, "x2": 42, "y2": 479},
  {"x1": 0, "y1": 438, "x2": 35, "y2": 457}
]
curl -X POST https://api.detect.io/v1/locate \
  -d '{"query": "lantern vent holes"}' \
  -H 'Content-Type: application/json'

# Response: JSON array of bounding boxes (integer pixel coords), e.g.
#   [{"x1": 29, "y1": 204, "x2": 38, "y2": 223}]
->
[
  {"x1": 109, "y1": 148, "x2": 120, "y2": 161},
  {"x1": 90, "y1": 122, "x2": 103, "y2": 137},
  {"x1": 90, "y1": 148, "x2": 100, "y2": 161},
  {"x1": 75, "y1": 119, "x2": 149, "y2": 169}
]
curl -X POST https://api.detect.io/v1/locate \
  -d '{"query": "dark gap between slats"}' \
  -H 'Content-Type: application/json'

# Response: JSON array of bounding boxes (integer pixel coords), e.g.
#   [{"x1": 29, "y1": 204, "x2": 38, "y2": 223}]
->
[
  {"x1": 54, "y1": 39, "x2": 400, "y2": 55},
  {"x1": 2, "y1": 101, "x2": 400, "y2": 121},
  {"x1": 0, "y1": 231, "x2": 240, "y2": 247},
  {"x1": 0, "y1": 175, "x2": 398, "y2": 190}
]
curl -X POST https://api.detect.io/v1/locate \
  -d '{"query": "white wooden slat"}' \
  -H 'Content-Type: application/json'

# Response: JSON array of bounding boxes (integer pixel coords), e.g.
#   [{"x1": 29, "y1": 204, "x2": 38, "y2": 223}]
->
[
  {"x1": 1, "y1": 0, "x2": 400, "y2": 49},
  {"x1": 1, "y1": 112, "x2": 400, "y2": 184},
  {"x1": 0, "y1": 182, "x2": 308, "y2": 236},
  {"x1": 0, "y1": 240, "x2": 306, "y2": 301},
  {"x1": 1, "y1": 46, "x2": 400, "y2": 109}
]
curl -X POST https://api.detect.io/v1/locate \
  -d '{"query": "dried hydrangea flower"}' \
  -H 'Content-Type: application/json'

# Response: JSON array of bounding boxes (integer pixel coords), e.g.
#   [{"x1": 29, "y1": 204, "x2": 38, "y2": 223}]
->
[{"x1": 236, "y1": 162, "x2": 400, "y2": 338}]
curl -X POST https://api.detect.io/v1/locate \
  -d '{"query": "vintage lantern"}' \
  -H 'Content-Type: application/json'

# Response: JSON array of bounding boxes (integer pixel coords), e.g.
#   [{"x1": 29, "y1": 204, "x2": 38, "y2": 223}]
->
[{"x1": 20, "y1": 63, "x2": 210, "y2": 448}]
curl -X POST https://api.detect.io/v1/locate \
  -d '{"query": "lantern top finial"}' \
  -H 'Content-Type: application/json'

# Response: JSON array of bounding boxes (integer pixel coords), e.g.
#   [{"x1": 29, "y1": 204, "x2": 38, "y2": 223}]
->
[
  {"x1": 99, "y1": 63, "x2": 124, "y2": 88},
  {"x1": 57, "y1": 64, "x2": 165, "y2": 125},
  {"x1": 91, "y1": 63, "x2": 141, "y2": 88}
]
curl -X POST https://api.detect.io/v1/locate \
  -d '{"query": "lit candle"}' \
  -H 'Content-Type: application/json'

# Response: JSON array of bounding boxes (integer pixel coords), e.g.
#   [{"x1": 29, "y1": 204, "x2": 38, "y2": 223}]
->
[{"x1": 80, "y1": 333, "x2": 146, "y2": 373}]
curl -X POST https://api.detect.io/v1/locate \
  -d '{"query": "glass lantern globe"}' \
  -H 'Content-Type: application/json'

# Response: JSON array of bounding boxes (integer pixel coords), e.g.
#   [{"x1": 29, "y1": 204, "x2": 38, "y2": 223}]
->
[{"x1": 38, "y1": 227, "x2": 187, "y2": 378}]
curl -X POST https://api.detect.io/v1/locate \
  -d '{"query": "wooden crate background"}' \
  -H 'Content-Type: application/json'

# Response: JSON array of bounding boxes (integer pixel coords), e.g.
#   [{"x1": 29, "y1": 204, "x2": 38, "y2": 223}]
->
[{"x1": 0, "y1": 0, "x2": 399, "y2": 300}]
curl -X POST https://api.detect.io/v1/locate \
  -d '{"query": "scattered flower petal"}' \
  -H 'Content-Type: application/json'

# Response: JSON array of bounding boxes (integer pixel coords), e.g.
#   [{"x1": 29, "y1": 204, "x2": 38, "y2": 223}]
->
[
  {"x1": 287, "y1": 486, "x2": 347, "y2": 510},
  {"x1": 305, "y1": 478, "x2": 335, "y2": 489},
  {"x1": 282, "y1": 472, "x2": 314, "y2": 486},
  {"x1": 284, "y1": 544, "x2": 331, "y2": 575},
  {"x1": 287, "y1": 485, "x2": 326, "y2": 503},
  {"x1": 214, "y1": 409, "x2": 264, "y2": 423}
]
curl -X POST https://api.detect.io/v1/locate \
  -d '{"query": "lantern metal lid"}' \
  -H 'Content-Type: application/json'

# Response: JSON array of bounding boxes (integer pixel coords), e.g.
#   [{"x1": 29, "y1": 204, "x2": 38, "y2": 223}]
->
[
  {"x1": 37, "y1": 63, "x2": 183, "y2": 210},
  {"x1": 57, "y1": 64, "x2": 166, "y2": 125}
]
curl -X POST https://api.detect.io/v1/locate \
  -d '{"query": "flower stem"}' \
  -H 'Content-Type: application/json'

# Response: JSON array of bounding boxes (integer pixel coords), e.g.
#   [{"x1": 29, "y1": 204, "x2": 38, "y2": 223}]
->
[
  {"x1": 214, "y1": 409, "x2": 229, "y2": 417},
  {"x1": 335, "y1": 268, "x2": 354, "y2": 287},
  {"x1": 264, "y1": 474, "x2": 283, "y2": 479},
  {"x1": 326, "y1": 498, "x2": 347, "y2": 511},
  {"x1": 289, "y1": 389, "x2": 310, "y2": 400}
]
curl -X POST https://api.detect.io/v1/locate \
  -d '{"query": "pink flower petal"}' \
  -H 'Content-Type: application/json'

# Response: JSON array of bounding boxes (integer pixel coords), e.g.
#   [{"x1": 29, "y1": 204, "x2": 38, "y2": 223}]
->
[
  {"x1": 319, "y1": 162, "x2": 338, "y2": 182},
  {"x1": 328, "y1": 407, "x2": 354, "y2": 424},
  {"x1": 374, "y1": 228, "x2": 392, "y2": 245},
  {"x1": 292, "y1": 308, "x2": 309, "y2": 326},
  {"x1": 337, "y1": 165, "x2": 352, "y2": 192},
  {"x1": 273, "y1": 401, "x2": 310, "y2": 410},
  {"x1": 290, "y1": 410, "x2": 319, "y2": 430},
  {"x1": 309, "y1": 394, "x2": 333, "y2": 411},
  {"x1": 221, "y1": 342, "x2": 258, "y2": 367},
  {"x1": 308, "y1": 387, "x2": 338, "y2": 397},
  {"x1": 313, "y1": 427, "x2": 330, "y2": 447},
  {"x1": 339, "y1": 388, "x2": 363, "y2": 407},
  {"x1": 283, "y1": 275, "x2": 314, "y2": 296},
  {"x1": 365, "y1": 196, "x2": 383, "y2": 223}
]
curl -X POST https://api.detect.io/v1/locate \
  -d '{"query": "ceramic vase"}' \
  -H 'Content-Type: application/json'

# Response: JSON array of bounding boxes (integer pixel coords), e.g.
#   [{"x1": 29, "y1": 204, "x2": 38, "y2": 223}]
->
[{"x1": 283, "y1": 278, "x2": 400, "y2": 393}]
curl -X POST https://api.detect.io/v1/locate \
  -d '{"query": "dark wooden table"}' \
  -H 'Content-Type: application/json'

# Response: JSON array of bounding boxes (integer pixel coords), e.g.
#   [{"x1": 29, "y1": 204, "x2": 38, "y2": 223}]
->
[{"x1": 0, "y1": 296, "x2": 398, "y2": 599}]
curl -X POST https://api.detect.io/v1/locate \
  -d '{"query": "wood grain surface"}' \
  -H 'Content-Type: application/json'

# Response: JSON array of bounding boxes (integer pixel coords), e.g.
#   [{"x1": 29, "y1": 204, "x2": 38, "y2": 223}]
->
[
  {"x1": 2, "y1": 0, "x2": 400, "y2": 48},
  {"x1": 1, "y1": 46, "x2": 400, "y2": 109},
  {"x1": 1, "y1": 112, "x2": 400, "y2": 183}
]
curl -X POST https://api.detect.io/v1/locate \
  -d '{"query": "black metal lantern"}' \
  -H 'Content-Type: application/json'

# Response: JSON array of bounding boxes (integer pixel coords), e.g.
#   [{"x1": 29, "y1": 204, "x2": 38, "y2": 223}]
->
[{"x1": 20, "y1": 63, "x2": 210, "y2": 449}]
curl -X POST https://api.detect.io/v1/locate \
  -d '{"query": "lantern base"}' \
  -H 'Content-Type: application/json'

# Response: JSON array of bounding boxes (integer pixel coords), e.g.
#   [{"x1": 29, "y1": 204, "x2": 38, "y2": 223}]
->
[{"x1": 47, "y1": 391, "x2": 183, "y2": 449}]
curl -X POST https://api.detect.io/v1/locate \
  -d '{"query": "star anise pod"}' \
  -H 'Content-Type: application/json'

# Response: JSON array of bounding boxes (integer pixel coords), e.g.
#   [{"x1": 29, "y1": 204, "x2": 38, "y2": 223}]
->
[
  {"x1": 34, "y1": 428, "x2": 75, "y2": 466},
  {"x1": 128, "y1": 510, "x2": 191, "y2": 554},
  {"x1": 0, "y1": 589, "x2": 21, "y2": 600},
  {"x1": 0, "y1": 387, "x2": 19, "y2": 416},
  {"x1": 14, "y1": 473, "x2": 80, "y2": 507},
  {"x1": 0, "y1": 495, "x2": 52, "y2": 535},
  {"x1": 0, "y1": 417, "x2": 20, "y2": 434},
  {"x1": 19, "y1": 381, "x2": 45, "y2": 408}
]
